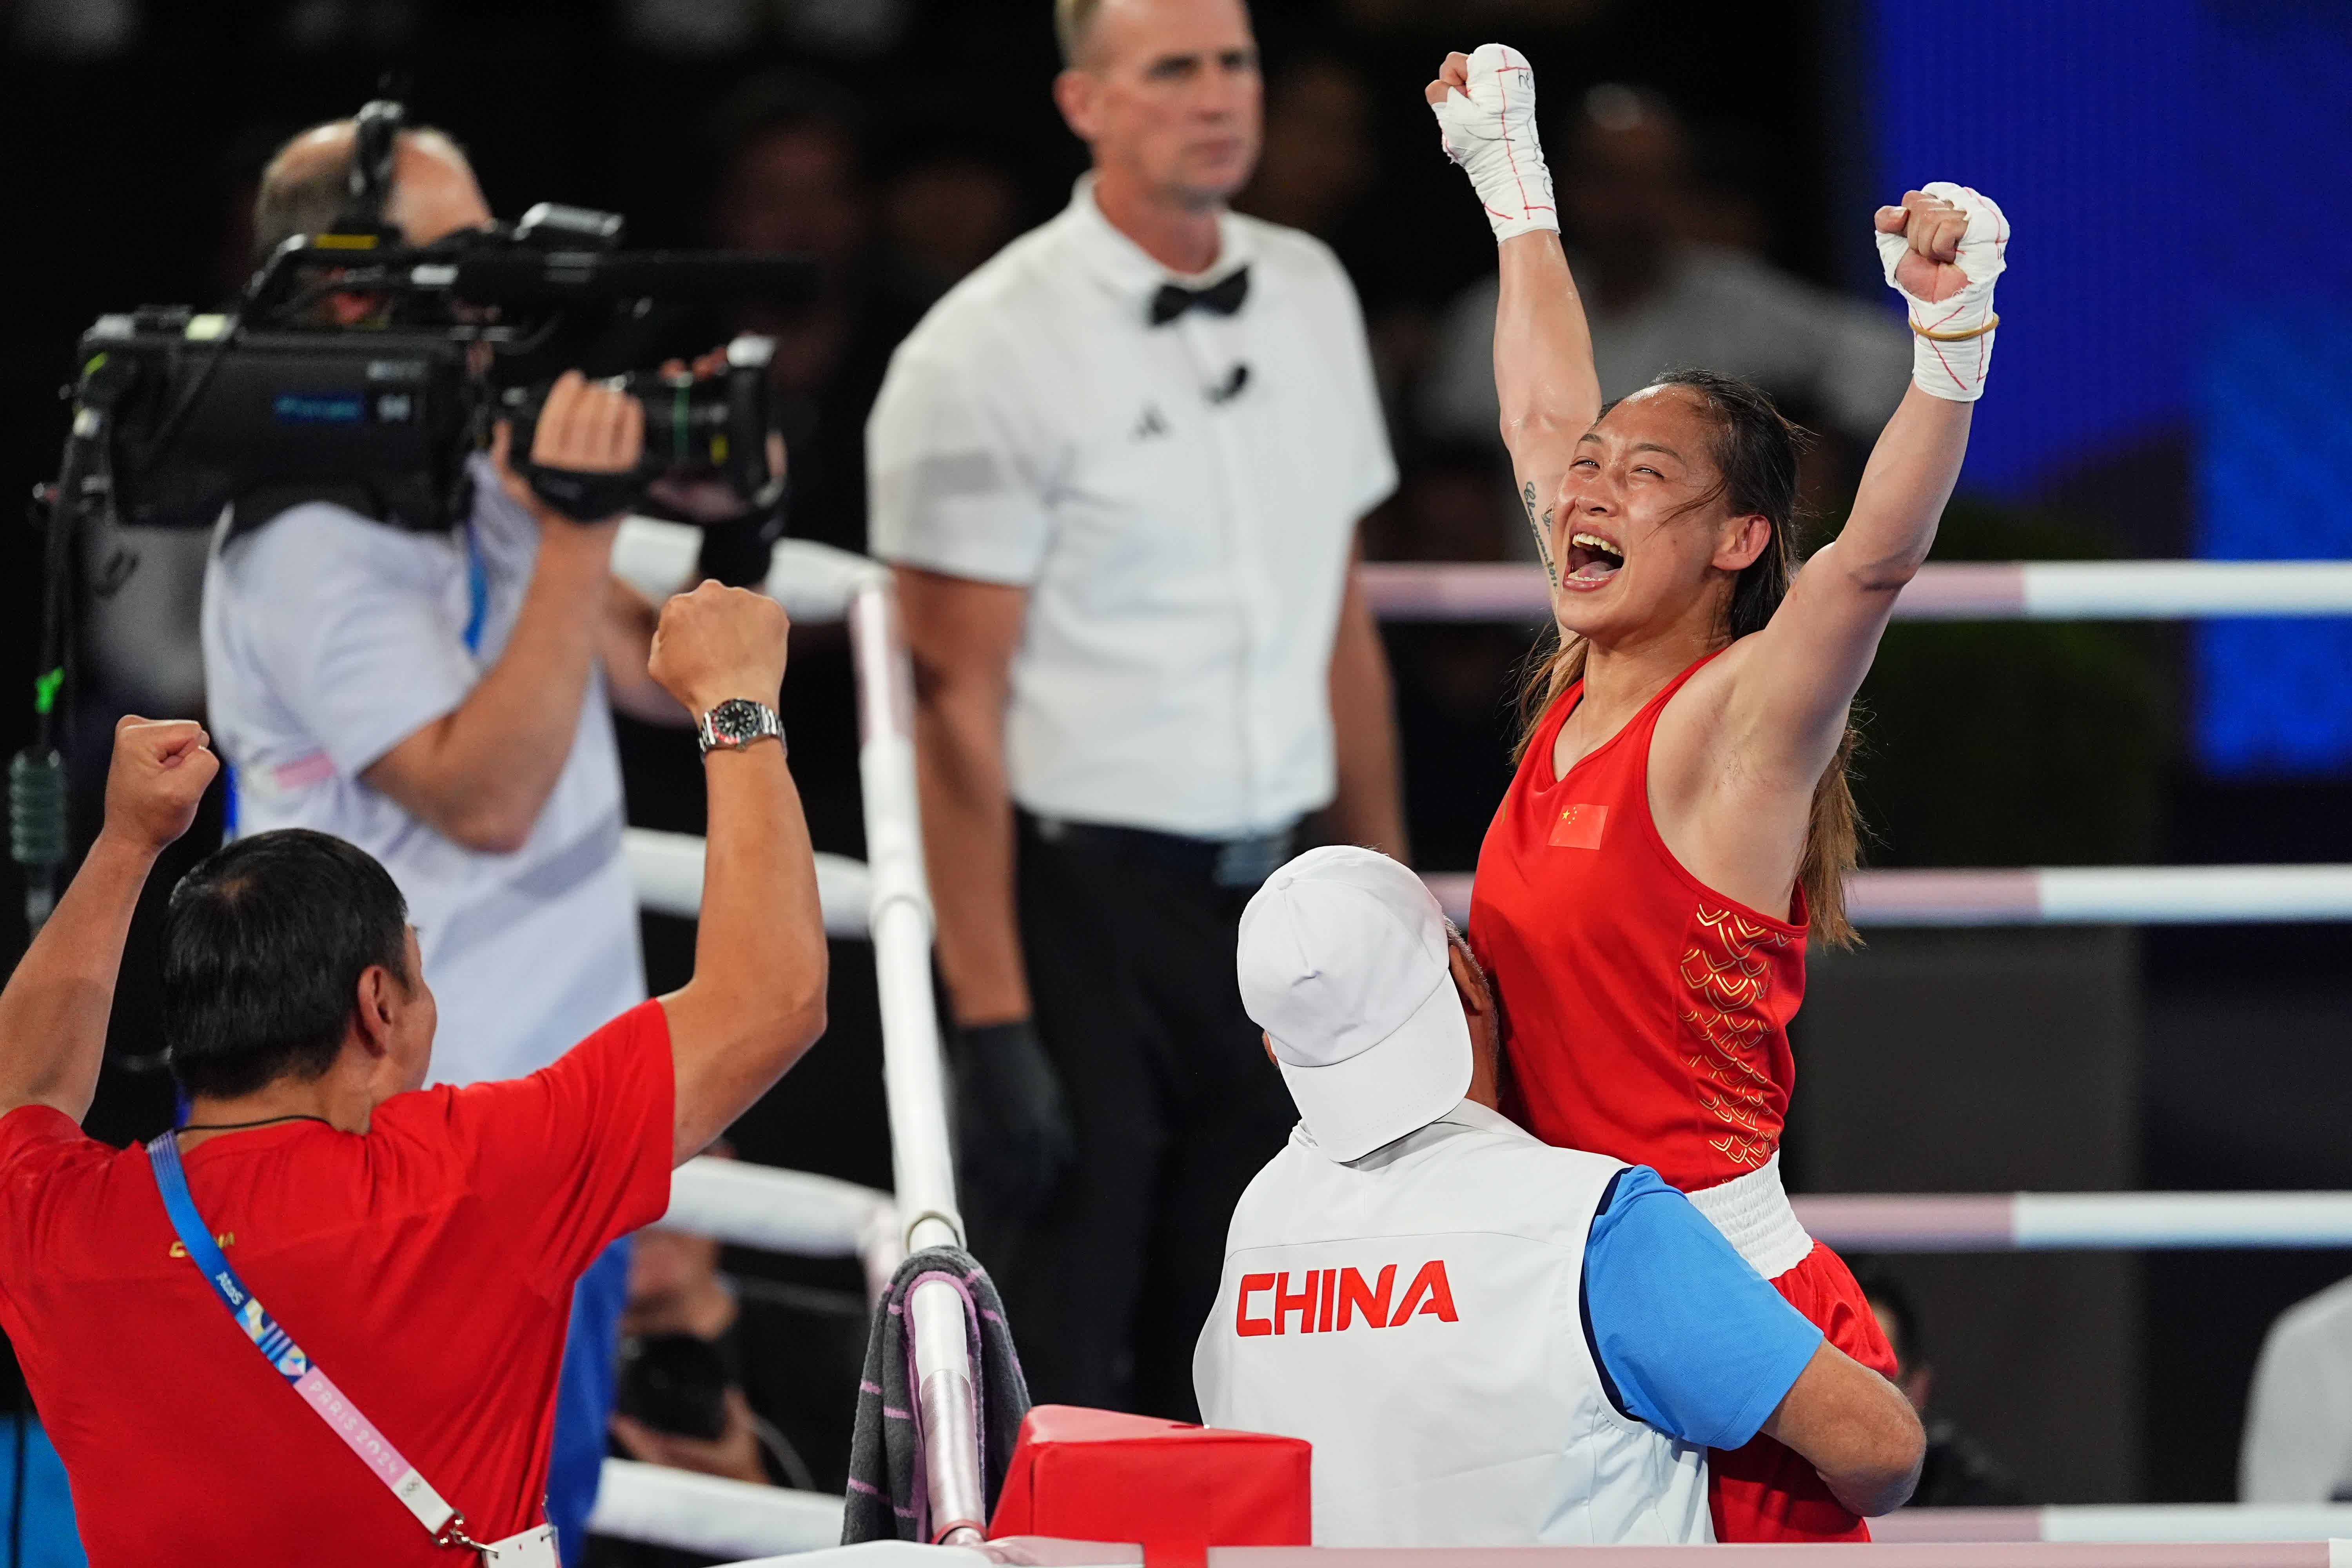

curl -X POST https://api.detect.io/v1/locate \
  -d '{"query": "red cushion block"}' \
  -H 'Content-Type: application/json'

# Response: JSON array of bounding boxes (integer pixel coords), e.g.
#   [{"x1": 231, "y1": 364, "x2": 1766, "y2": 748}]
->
[{"x1": 986, "y1": 1405, "x2": 1312, "y2": 1545}]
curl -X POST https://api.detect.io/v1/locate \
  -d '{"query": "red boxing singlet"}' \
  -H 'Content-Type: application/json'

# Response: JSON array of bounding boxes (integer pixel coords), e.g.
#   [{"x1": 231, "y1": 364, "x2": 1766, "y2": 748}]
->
[
  {"x1": 1468, "y1": 653, "x2": 1805, "y2": 1192},
  {"x1": 1470, "y1": 652, "x2": 1898, "y2": 1544}
]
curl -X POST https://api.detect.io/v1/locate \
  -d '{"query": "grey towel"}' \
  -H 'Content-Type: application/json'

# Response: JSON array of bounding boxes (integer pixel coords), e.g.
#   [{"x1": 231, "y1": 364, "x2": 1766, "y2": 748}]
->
[{"x1": 842, "y1": 1245, "x2": 1030, "y2": 1543}]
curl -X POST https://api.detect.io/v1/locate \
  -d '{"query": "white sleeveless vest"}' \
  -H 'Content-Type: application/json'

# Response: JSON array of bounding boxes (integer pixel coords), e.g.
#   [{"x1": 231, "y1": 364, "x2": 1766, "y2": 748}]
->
[{"x1": 1194, "y1": 1102, "x2": 1713, "y2": 1546}]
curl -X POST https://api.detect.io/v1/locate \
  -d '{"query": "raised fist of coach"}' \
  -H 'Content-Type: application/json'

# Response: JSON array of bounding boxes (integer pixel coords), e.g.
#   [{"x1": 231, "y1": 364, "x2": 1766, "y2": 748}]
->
[
  {"x1": 101, "y1": 716, "x2": 217, "y2": 857},
  {"x1": 647, "y1": 581, "x2": 791, "y2": 720}
]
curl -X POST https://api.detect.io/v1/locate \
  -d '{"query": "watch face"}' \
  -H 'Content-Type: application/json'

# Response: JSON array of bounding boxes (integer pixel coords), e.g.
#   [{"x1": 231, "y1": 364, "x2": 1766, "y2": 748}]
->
[{"x1": 710, "y1": 699, "x2": 766, "y2": 743}]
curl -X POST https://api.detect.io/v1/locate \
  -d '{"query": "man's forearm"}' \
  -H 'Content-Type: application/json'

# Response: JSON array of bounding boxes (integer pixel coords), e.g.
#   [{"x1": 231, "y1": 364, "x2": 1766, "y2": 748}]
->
[
  {"x1": 1761, "y1": 1343, "x2": 1926, "y2": 1518},
  {"x1": 602, "y1": 578, "x2": 694, "y2": 726},
  {"x1": 364, "y1": 541, "x2": 609, "y2": 851},
  {"x1": 914, "y1": 691, "x2": 1031, "y2": 1027},
  {"x1": 667, "y1": 740, "x2": 827, "y2": 1161},
  {"x1": 0, "y1": 833, "x2": 155, "y2": 1122},
  {"x1": 1326, "y1": 566, "x2": 1408, "y2": 861}
]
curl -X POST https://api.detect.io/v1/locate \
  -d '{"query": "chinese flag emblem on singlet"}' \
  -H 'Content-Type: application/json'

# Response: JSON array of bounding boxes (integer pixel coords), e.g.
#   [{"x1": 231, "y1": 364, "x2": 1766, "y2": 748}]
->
[{"x1": 1548, "y1": 802, "x2": 1607, "y2": 850}]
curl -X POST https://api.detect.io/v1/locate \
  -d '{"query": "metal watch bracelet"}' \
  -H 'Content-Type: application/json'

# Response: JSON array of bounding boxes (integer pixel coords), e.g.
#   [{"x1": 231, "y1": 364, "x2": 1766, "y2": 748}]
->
[{"x1": 696, "y1": 698, "x2": 785, "y2": 757}]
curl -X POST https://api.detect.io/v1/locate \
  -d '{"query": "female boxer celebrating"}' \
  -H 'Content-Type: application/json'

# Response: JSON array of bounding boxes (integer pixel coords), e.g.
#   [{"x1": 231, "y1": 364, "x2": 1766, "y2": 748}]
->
[{"x1": 1428, "y1": 45, "x2": 2006, "y2": 1542}]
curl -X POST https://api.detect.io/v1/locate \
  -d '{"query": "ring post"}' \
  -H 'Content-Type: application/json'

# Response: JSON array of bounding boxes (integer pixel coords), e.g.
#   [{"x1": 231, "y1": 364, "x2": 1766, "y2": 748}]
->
[{"x1": 847, "y1": 564, "x2": 987, "y2": 1546}]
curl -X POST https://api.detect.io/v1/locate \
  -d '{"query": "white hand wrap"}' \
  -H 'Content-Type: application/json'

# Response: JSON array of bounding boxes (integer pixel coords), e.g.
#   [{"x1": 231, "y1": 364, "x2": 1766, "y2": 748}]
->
[
  {"x1": 1432, "y1": 43, "x2": 1557, "y2": 245},
  {"x1": 1878, "y1": 181, "x2": 2010, "y2": 402}
]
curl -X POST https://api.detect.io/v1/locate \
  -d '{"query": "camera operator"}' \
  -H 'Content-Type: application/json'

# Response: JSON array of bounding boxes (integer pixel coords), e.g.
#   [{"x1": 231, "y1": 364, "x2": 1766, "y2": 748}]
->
[{"x1": 198, "y1": 119, "x2": 709, "y2": 1565}]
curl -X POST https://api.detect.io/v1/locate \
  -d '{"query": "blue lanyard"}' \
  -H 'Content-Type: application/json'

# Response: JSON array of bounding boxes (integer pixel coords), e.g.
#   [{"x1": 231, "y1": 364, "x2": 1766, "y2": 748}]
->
[
  {"x1": 462, "y1": 517, "x2": 490, "y2": 657},
  {"x1": 147, "y1": 1134, "x2": 309, "y2": 1379},
  {"x1": 145, "y1": 1134, "x2": 467, "y2": 1541}
]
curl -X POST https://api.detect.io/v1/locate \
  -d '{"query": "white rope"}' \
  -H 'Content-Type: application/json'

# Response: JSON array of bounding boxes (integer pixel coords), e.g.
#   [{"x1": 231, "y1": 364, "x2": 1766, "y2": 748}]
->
[
  {"x1": 703, "y1": 1540, "x2": 2352, "y2": 1568},
  {"x1": 617, "y1": 1497, "x2": 2352, "y2": 1565},
  {"x1": 626, "y1": 829, "x2": 875, "y2": 936},
  {"x1": 588, "y1": 1461, "x2": 844, "y2": 1559},
  {"x1": 1883, "y1": 1503, "x2": 2352, "y2": 1546},
  {"x1": 1420, "y1": 867, "x2": 2352, "y2": 928},
  {"x1": 613, "y1": 519, "x2": 873, "y2": 625},
  {"x1": 686, "y1": 1530, "x2": 2352, "y2": 1566},
  {"x1": 1855, "y1": 865, "x2": 2352, "y2": 925},
  {"x1": 1359, "y1": 559, "x2": 2352, "y2": 623},
  {"x1": 1791, "y1": 1191, "x2": 2352, "y2": 1251},
  {"x1": 660, "y1": 1157, "x2": 895, "y2": 1259}
]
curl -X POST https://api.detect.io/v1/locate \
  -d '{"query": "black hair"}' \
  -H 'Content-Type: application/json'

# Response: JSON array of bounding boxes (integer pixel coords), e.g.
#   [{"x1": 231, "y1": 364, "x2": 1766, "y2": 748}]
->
[
  {"x1": 1643, "y1": 367, "x2": 1808, "y2": 641},
  {"x1": 162, "y1": 829, "x2": 412, "y2": 1100}
]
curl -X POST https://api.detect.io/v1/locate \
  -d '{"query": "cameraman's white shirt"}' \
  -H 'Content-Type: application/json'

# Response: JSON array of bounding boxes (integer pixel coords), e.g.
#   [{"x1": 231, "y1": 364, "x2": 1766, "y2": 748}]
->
[
  {"x1": 200, "y1": 457, "x2": 646, "y2": 1086},
  {"x1": 867, "y1": 178, "x2": 1396, "y2": 840}
]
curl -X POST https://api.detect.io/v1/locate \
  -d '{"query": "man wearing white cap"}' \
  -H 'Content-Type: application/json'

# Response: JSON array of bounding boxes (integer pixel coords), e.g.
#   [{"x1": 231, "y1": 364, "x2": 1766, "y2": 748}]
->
[{"x1": 1194, "y1": 846, "x2": 1922, "y2": 1545}]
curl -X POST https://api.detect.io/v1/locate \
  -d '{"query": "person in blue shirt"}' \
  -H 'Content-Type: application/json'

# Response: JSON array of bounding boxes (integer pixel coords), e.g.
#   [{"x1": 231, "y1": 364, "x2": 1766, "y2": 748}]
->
[{"x1": 1196, "y1": 845, "x2": 1922, "y2": 1545}]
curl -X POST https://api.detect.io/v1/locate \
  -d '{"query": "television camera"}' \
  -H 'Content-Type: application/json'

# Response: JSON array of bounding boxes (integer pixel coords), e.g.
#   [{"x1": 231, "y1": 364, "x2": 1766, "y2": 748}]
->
[{"x1": 11, "y1": 99, "x2": 817, "y2": 927}]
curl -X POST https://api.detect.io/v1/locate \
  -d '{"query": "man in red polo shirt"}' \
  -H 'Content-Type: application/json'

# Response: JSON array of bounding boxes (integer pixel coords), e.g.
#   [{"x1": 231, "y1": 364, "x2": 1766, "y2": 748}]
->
[{"x1": 0, "y1": 578, "x2": 826, "y2": 1565}]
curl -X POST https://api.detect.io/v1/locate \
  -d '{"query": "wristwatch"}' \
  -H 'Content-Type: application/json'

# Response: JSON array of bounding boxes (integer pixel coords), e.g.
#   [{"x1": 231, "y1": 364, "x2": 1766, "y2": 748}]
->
[{"x1": 696, "y1": 699, "x2": 785, "y2": 758}]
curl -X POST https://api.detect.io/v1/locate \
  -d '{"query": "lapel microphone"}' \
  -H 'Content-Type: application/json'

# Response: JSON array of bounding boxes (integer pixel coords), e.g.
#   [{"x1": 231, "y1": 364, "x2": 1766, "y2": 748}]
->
[{"x1": 1206, "y1": 363, "x2": 1251, "y2": 405}]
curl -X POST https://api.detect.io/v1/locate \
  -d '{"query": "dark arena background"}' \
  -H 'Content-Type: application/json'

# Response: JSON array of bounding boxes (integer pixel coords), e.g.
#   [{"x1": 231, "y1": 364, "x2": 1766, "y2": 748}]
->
[{"x1": 3, "y1": 0, "x2": 2352, "y2": 1558}]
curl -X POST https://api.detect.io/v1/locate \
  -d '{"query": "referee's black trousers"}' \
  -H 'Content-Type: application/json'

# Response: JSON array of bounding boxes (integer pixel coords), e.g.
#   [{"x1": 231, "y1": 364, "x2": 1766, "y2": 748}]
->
[{"x1": 977, "y1": 814, "x2": 1298, "y2": 1423}]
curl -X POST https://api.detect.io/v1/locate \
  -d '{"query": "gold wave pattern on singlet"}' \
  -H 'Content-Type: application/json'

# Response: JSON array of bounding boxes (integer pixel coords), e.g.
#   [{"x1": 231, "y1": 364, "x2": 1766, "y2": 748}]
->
[{"x1": 1680, "y1": 905, "x2": 1792, "y2": 1170}]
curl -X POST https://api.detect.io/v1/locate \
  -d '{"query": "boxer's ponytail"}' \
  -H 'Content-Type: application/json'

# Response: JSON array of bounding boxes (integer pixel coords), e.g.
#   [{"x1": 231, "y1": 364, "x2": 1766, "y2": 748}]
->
[{"x1": 1513, "y1": 368, "x2": 1863, "y2": 947}]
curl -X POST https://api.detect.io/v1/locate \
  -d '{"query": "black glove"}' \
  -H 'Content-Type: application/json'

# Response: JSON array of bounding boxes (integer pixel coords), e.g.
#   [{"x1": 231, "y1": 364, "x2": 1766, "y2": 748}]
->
[
  {"x1": 524, "y1": 461, "x2": 647, "y2": 524},
  {"x1": 693, "y1": 503, "x2": 784, "y2": 588},
  {"x1": 953, "y1": 1018, "x2": 1076, "y2": 1226}
]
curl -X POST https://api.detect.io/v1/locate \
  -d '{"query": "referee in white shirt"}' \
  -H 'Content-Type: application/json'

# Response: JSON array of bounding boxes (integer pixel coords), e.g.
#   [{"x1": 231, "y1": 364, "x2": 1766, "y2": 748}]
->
[{"x1": 867, "y1": 0, "x2": 1404, "y2": 1418}]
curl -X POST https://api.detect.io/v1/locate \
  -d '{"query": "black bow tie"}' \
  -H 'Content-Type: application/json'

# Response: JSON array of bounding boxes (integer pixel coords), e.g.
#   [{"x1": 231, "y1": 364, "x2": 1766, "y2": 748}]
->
[{"x1": 1150, "y1": 266, "x2": 1250, "y2": 327}]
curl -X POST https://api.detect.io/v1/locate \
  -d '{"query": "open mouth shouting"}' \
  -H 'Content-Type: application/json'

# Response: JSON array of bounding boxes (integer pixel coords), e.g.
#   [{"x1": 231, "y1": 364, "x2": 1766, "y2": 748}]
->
[{"x1": 1562, "y1": 530, "x2": 1625, "y2": 588}]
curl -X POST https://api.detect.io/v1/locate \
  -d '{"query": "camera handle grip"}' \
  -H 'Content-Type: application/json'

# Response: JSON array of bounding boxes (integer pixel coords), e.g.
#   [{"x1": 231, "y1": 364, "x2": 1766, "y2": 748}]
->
[{"x1": 524, "y1": 463, "x2": 646, "y2": 524}]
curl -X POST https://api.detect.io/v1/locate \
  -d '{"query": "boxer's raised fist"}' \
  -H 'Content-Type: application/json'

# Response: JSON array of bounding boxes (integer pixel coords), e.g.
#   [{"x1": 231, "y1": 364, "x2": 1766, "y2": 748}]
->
[
  {"x1": 1424, "y1": 51, "x2": 1472, "y2": 108},
  {"x1": 1430, "y1": 43, "x2": 1557, "y2": 245},
  {"x1": 1875, "y1": 181, "x2": 2009, "y2": 402},
  {"x1": 1875, "y1": 191, "x2": 1970, "y2": 303}
]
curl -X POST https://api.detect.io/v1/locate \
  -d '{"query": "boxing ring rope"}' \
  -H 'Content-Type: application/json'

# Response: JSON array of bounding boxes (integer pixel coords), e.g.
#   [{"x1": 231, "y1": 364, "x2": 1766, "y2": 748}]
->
[
  {"x1": 682, "y1": 1527, "x2": 2352, "y2": 1566},
  {"x1": 590, "y1": 1461, "x2": 845, "y2": 1559},
  {"x1": 608, "y1": 521, "x2": 989, "y2": 1551},
  {"x1": 1359, "y1": 559, "x2": 2352, "y2": 623},
  {"x1": 1415, "y1": 868, "x2": 2352, "y2": 929},
  {"x1": 1793, "y1": 1192, "x2": 2352, "y2": 1252}
]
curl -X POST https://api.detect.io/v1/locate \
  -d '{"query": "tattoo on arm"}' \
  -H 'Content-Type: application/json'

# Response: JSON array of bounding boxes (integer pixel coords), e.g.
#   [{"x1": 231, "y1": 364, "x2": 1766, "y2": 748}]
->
[{"x1": 1523, "y1": 480, "x2": 1558, "y2": 586}]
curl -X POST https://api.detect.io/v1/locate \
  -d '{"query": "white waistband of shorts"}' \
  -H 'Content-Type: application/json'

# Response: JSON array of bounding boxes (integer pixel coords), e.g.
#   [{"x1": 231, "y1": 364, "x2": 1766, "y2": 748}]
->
[{"x1": 1682, "y1": 1152, "x2": 1814, "y2": 1280}]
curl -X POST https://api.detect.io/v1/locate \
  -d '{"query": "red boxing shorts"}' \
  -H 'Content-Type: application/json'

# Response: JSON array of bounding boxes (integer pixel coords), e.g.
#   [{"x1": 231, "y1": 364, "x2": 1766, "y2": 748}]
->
[{"x1": 1708, "y1": 1240, "x2": 1901, "y2": 1543}]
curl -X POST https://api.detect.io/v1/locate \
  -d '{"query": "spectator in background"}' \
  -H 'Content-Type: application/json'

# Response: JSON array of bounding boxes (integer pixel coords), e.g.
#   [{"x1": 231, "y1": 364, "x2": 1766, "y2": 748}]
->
[
  {"x1": 875, "y1": 121, "x2": 1024, "y2": 307},
  {"x1": 703, "y1": 74, "x2": 929, "y2": 558},
  {"x1": 2241, "y1": 1275, "x2": 2352, "y2": 1502},
  {"x1": 1857, "y1": 1265, "x2": 2028, "y2": 1508},
  {"x1": 1419, "y1": 83, "x2": 1908, "y2": 457},
  {"x1": 601, "y1": 1149, "x2": 868, "y2": 1512},
  {"x1": 689, "y1": 76, "x2": 942, "y2": 861},
  {"x1": 1235, "y1": 55, "x2": 1376, "y2": 243}
]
